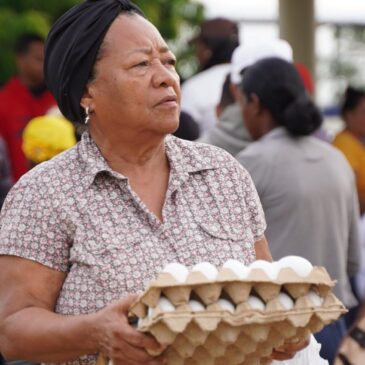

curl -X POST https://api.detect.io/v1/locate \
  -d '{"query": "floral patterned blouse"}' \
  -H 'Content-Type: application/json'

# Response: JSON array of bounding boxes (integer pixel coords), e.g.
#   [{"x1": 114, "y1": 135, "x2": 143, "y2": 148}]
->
[{"x1": 0, "y1": 132, "x2": 266, "y2": 365}]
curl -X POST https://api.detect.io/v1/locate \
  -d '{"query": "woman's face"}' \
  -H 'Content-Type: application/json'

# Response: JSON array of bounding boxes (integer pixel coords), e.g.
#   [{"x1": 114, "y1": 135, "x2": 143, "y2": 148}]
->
[
  {"x1": 84, "y1": 14, "x2": 180, "y2": 138},
  {"x1": 346, "y1": 96, "x2": 365, "y2": 138},
  {"x1": 238, "y1": 90, "x2": 263, "y2": 141}
]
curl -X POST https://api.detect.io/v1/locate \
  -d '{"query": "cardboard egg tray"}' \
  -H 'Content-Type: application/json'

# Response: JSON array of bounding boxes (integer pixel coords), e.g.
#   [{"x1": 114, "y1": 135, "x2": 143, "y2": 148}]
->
[{"x1": 100, "y1": 266, "x2": 346, "y2": 365}]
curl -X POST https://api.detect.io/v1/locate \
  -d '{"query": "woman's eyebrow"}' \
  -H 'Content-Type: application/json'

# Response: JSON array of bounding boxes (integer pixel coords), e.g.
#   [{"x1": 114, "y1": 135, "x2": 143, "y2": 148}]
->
[{"x1": 126, "y1": 46, "x2": 171, "y2": 56}]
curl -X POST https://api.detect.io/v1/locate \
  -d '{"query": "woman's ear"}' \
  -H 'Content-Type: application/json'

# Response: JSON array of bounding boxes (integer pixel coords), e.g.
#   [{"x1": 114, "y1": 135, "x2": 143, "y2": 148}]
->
[
  {"x1": 249, "y1": 93, "x2": 262, "y2": 116},
  {"x1": 230, "y1": 83, "x2": 241, "y2": 102},
  {"x1": 80, "y1": 82, "x2": 94, "y2": 110}
]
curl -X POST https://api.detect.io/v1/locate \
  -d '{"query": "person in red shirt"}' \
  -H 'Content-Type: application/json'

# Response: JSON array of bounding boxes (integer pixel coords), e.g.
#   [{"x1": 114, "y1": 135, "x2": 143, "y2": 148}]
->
[{"x1": 0, "y1": 33, "x2": 56, "y2": 181}]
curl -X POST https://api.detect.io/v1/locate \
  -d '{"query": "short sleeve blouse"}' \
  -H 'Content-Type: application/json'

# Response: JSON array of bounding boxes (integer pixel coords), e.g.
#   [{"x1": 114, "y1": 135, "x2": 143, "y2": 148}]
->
[{"x1": 0, "y1": 133, "x2": 266, "y2": 365}]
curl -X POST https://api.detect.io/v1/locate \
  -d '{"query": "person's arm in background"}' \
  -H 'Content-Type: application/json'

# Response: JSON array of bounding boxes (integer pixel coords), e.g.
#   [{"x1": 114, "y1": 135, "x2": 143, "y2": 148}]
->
[
  {"x1": 0, "y1": 256, "x2": 163, "y2": 365},
  {"x1": 356, "y1": 171, "x2": 365, "y2": 215},
  {"x1": 333, "y1": 136, "x2": 365, "y2": 215},
  {"x1": 347, "y1": 171, "x2": 362, "y2": 308},
  {"x1": 0, "y1": 137, "x2": 13, "y2": 209}
]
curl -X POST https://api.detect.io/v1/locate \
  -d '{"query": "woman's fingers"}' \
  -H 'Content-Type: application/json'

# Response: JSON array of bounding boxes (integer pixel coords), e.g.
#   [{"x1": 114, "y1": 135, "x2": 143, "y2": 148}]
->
[
  {"x1": 95, "y1": 294, "x2": 165, "y2": 364},
  {"x1": 109, "y1": 339, "x2": 165, "y2": 365},
  {"x1": 117, "y1": 294, "x2": 139, "y2": 315},
  {"x1": 112, "y1": 355, "x2": 164, "y2": 365},
  {"x1": 111, "y1": 295, "x2": 163, "y2": 352},
  {"x1": 277, "y1": 337, "x2": 311, "y2": 352},
  {"x1": 271, "y1": 349, "x2": 297, "y2": 361},
  {"x1": 121, "y1": 324, "x2": 163, "y2": 352},
  {"x1": 271, "y1": 337, "x2": 310, "y2": 361}
]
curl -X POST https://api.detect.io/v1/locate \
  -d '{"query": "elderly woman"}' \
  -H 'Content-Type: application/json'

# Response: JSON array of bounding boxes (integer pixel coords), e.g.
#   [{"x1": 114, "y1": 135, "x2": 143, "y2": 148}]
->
[
  {"x1": 0, "y1": 2, "x2": 308, "y2": 365},
  {"x1": 236, "y1": 57, "x2": 361, "y2": 365}
]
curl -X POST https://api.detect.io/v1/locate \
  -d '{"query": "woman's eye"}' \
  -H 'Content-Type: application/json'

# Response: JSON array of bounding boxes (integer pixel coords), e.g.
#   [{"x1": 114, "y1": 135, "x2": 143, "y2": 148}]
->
[
  {"x1": 135, "y1": 61, "x2": 149, "y2": 67},
  {"x1": 165, "y1": 58, "x2": 176, "y2": 67}
]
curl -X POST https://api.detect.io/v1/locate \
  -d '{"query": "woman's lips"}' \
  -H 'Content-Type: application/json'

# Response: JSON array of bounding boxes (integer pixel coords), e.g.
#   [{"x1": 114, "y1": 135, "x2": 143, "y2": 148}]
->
[{"x1": 155, "y1": 95, "x2": 178, "y2": 108}]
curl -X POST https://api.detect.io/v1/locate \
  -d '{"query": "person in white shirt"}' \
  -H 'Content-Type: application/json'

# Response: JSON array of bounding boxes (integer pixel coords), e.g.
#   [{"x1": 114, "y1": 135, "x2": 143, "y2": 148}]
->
[
  {"x1": 181, "y1": 18, "x2": 239, "y2": 134},
  {"x1": 198, "y1": 39, "x2": 293, "y2": 156}
]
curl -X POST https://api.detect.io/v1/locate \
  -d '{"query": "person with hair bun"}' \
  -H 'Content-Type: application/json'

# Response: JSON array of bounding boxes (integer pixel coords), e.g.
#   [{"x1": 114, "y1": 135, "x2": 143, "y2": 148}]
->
[{"x1": 236, "y1": 57, "x2": 361, "y2": 365}]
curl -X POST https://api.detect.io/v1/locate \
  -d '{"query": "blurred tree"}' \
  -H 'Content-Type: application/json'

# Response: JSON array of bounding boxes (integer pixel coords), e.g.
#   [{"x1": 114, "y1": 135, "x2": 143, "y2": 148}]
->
[
  {"x1": 134, "y1": 0, "x2": 205, "y2": 80},
  {"x1": 0, "y1": 1, "x2": 81, "y2": 85},
  {"x1": 0, "y1": 0, "x2": 204, "y2": 86},
  {"x1": 329, "y1": 25, "x2": 365, "y2": 101}
]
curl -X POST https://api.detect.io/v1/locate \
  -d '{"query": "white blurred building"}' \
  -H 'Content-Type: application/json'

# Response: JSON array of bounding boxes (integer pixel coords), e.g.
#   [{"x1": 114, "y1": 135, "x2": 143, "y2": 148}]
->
[{"x1": 194, "y1": 0, "x2": 365, "y2": 112}]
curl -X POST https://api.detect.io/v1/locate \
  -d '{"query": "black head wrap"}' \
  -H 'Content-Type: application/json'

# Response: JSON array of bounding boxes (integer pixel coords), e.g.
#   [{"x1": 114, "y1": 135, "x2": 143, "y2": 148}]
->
[{"x1": 44, "y1": 0, "x2": 145, "y2": 123}]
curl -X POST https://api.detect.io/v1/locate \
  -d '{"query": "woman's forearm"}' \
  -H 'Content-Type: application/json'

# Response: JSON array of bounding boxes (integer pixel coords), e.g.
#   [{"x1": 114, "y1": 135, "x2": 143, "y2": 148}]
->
[
  {"x1": 0, "y1": 307, "x2": 98, "y2": 362},
  {"x1": 254, "y1": 236, "x2": 273, "y2": 262}
]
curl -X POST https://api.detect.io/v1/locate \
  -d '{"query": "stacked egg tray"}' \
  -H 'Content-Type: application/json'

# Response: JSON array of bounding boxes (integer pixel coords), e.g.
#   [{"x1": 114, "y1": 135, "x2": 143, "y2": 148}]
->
[{"x1": 127, "y1": 260, "x2": 346, "y2": 365}]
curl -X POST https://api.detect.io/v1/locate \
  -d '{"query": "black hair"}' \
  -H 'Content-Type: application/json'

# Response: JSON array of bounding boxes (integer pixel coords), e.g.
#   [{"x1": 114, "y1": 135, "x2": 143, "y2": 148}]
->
[
  {"x1": 15, "y1": 33, "x2": 44, "y2": 55},
  {"x1": 341, "y1": 86, "x2": 365, "y2": 118},
  {"x1": 218, "y1": 73, "x2": 235, "y2": 110},
  {"x1": 201, "y1": 35, "x2": 239, "y2": 71},
  {"x1": 241, "y1": 57, "x2": 322, "y2": 137}
]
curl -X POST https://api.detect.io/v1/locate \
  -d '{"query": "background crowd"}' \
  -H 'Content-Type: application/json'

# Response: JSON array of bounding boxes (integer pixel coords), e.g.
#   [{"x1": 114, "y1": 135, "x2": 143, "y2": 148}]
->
[{"x1": 0, "y1": 1, "x2": 365, "y2": 365}]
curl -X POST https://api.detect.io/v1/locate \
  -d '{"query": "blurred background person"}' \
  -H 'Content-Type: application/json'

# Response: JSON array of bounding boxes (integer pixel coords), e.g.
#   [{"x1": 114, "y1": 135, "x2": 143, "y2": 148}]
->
[
  {"x1": 0, "y1": 136, "x2": 12, "y2": 210},
  {"x1": 198, "y1": 39, "x2": 293, "y2": 156},
  {"x1": 181, "y1": 17, "x2": 239, "y2": 134},
  {"x1": 236, "y1": 57, "x2": 361, "y2": 365},
  {"x1": 22, "y1": 114, "x2": 76, "y2": 168},
  {"x1": 173, "y1": 111, "x2": 200, "y2": 141},
  {"x1": 333, "y1": 86, "x2": 365, "y2": 215},
  {"x1": 294, "y1": 62, "x2": 331, "y2": 143},
  {"x1": 197, "y1": 72, "x2": 252, "y2": 155},
  {"x1": 0, "y1": 33, "x2": 56, "y2": 182},
  {"x1": 332, "y1": 86, "x2": 365, "y2": 323}
]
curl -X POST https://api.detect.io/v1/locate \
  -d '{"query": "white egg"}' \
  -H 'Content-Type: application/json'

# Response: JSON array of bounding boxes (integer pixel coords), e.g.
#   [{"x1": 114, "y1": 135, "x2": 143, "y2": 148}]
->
[
  {"x1": 217, "y1": 298, "x2": 235, "y2": 313},
  {"x1": 249, "y1": 260, "x2": 280, "y2": 280},
  {"x1": 278, "y1": 256, "x2": 313, "y2": 277},
  {"x1": 188, "y1": 299, "x2": 205, "y2": 312},
  {"x1": 162, "y1": 262, "x2": 189, "y2": 283},
  {"x1": 191, "y1": 262, "x2": 218, "y2": 280},
  {"x1": 223, "y1": 259, "x2": 250, "y2": 279},
  {"x1": 277, "y1": 292, "x2": 294, "y2": 310},
  {"x1": 247, "y1": 295, "x2": 266, "y2": 310},
  {"x1": 148, "y1": 297, "x2": 175, "y2": 317},
  {"x1": 147, "y1": 306, "x2": 155, "y2": 318},
  {"x1": 307, "y1": 291, "x2": 324, "y2": 307},
  {"x1": 158, "y1": 297, "x2": 176, "y2": 311}
]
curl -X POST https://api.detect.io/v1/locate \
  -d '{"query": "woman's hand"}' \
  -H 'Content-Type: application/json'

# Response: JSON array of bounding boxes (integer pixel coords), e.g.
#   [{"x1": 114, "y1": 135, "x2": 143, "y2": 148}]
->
[
  {"x1": 93, "y1": 294, "x2": 165, "y2": 365},
  {"x1": 270, "y1": 337, "x2": 310, "y2": 361}
]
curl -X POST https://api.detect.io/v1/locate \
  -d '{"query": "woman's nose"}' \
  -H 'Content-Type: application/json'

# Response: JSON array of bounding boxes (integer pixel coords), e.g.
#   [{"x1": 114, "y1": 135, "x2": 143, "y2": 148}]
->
[{"x1": 151, "y1": 62, "x2": 179, "y2": 88}]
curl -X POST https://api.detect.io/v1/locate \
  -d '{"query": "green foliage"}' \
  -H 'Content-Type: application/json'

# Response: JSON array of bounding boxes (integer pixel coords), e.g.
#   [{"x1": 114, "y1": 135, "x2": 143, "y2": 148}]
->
[
  {"x1": 0, "y1": 0, "x2": 81, "y2": 20},
  {"x1": 133, "y1": 0, "x2": 204, "y2": 79},
  {"x1": 134, "y1": 0, "x2": 204, "y2": 40},
  {"x1": 0, "y1": 0, "x2": 204, "y2": 85},
  {"x1": 330, "y1": 25, "x2": 365, "y2": 102},
  {"x1": 0, "y1": 7, "x2": 50, "y2": 85}
]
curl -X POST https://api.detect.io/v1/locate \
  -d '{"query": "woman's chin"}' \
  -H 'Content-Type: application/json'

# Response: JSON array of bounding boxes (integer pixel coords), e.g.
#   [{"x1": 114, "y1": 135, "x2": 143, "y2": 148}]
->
[{"x1": 155, "y1": 118, "x2": 180, "y2": 135}]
